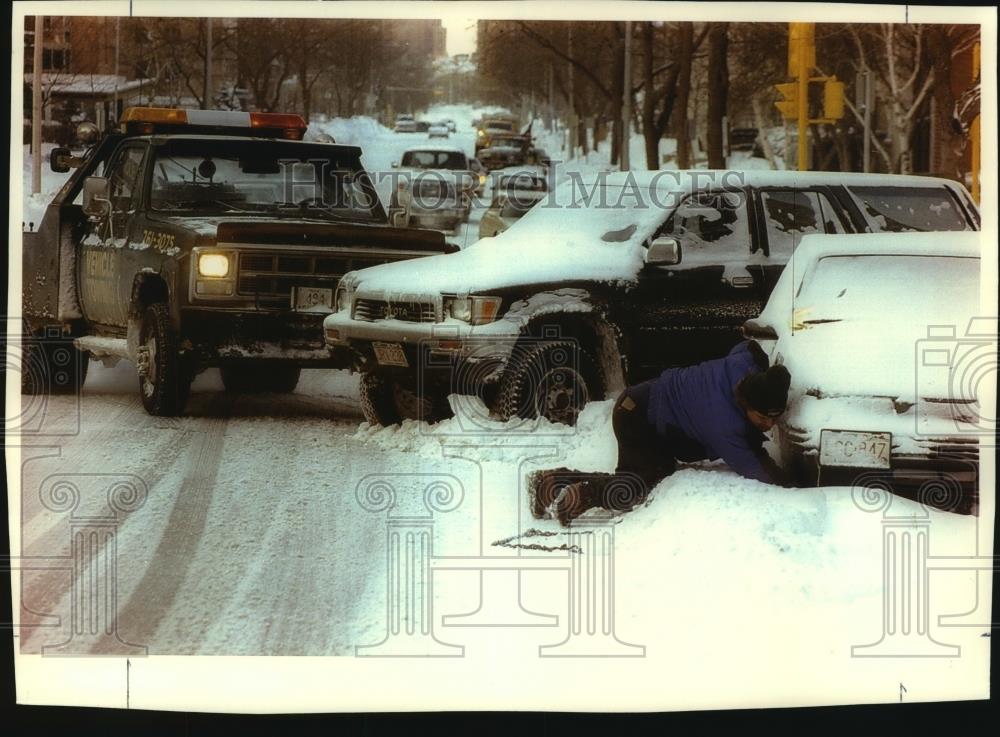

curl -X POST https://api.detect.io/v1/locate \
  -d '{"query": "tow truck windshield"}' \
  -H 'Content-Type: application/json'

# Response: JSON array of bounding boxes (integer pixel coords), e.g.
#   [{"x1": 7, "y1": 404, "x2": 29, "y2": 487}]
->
[{"x1": 149, "y1": 138, "x2": 381, "y2": 221}]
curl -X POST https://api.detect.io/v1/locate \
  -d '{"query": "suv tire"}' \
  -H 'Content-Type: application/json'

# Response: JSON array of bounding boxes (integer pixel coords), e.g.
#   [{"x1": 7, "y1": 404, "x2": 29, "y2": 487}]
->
[
  {"x1": 137, "y1": 302, "x2": 191, "y2": 416},
  {"x1": 359, "y1": 372, "x2": 453, "y2": 426},
  {"x1": 496, "y1": 340, "x2": 602, "y2": 426},
  {"x1": 220, "y1": 366, "x2": 301, "y2": 394}
]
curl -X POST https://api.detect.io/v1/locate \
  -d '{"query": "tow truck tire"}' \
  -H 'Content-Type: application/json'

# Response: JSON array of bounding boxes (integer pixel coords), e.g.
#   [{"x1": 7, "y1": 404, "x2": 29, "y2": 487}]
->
[
  {"x1": 220, "y1": 366, "x2": 301, "y2": 394},
  {"x1": 19, "y1": 322, "x2": 90, "y2": 396},
  {"x1": 138, "y1": 302, "x2": 191, "y2": 416},
  {"x1": 496, "y1": 340, "x2": 601, "y2": 427},
  {"x1": 359, "y1": 372, "x2": 453, "y2": 426}
]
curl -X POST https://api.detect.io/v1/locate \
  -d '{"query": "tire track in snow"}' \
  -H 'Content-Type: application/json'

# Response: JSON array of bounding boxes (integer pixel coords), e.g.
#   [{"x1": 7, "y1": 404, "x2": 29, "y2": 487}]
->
[{"x1": 92, "y1": 394, "x2": 235, "y2": 654}]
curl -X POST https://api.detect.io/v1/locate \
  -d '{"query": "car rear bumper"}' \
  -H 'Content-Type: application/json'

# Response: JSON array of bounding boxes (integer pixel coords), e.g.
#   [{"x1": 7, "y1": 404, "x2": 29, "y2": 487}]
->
[{"x1": 780, "y1": 395, "x2": 981, "y2": 509}]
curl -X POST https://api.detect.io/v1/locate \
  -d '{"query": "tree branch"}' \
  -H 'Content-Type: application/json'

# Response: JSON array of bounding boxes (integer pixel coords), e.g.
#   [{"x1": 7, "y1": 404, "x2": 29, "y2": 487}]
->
[{"x1": 515, "y1": 21, "x2": 612, "y2": 100}]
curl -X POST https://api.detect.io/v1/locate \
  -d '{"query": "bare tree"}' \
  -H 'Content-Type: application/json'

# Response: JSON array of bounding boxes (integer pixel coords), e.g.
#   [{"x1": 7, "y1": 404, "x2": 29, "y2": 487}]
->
[{"x1": 706, "y1": 23, "x2": 729, "y2": 168}]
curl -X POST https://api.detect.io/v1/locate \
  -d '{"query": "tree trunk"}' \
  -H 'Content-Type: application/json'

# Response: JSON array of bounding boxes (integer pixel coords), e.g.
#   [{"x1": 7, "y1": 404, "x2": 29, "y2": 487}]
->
[
  {"x1": 609, "y1": 25, "x2": 625, "y2": 167},
  {"x1": 673, "y1": 23, "x2": 694, "y2": 169},
  {"x1": 925, "y1": 26, "x2": 965, "y2": 179},
  {"x1": 706, "y1": 23, "x2": 729, "y2": 169},
  {"x1": 642, "y1": 22, "x2": 659, "y2": 169}
]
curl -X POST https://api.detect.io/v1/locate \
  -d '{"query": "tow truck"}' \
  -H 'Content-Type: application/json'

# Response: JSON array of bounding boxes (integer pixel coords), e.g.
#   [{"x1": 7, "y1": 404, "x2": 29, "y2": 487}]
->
[{"x1": 21, "y1": 107, "x2": 457, "y2": 415}]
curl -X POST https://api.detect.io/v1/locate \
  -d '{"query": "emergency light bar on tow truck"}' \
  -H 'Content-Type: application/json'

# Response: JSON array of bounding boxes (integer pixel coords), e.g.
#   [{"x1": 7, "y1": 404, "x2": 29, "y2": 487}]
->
[{"x1": 119, "y1": 107, "x2": 312, "y2": 140}]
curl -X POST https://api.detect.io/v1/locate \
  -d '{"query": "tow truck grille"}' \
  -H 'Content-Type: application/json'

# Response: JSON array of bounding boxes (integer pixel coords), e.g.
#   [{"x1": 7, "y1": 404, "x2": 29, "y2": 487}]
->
[
  {"x1": 237, "y1": 251, "x2": 393, "y2": 298},
  {"x1": 354, "y1": 298, "x2": 438, "y2": 323}
]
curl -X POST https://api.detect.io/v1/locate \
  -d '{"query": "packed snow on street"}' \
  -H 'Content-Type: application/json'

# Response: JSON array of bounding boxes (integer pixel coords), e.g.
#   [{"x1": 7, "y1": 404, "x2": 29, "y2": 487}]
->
[{"x1": 12, "y1": 105, "x2": 987, "y2": 689}]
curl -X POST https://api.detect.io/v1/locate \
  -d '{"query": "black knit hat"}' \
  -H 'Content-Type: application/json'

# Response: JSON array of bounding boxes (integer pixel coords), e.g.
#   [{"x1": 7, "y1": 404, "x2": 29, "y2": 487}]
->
[{"x1": 740, "y1": 365, "x2": 791, "y2": 417}]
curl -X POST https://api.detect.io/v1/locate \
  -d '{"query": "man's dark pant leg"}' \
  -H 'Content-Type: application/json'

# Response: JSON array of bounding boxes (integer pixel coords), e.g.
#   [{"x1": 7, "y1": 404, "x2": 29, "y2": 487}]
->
[{"x1": 585, "y1": 386, "x2": 676, "y2": 512}]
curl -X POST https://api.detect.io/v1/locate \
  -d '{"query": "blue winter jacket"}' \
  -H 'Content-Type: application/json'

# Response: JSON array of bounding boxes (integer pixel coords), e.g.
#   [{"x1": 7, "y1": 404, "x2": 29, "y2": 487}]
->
[{"x1": 646, "y1": 341, "x2": 777, "y2": 483}]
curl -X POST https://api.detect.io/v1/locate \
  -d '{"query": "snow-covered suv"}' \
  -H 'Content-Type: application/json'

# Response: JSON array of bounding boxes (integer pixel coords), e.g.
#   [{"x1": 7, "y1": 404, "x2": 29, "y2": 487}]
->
[{"x1": 323, "y1": 170, "x2": 980, "y2": 426}]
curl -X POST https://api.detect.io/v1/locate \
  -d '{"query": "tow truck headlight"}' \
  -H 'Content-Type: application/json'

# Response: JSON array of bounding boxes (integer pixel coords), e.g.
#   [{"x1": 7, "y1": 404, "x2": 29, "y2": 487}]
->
[
  {"x1": 198, "y1": 253, "x2": 231, "y2": 278},
  {"x1": 445, "y1": 295, "x2": 501, "y2": 325},
  {"x1": 192, "y1": 249, "x2": 237, "y2": 299}
]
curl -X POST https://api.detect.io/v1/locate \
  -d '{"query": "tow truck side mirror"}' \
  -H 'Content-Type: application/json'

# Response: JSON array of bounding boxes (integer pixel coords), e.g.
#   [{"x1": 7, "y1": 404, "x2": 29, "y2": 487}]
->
[
  {"x1": 49, "y1": 147, "x2": 78, "y2": 173},
  {"x1": 82, "y1": 176, "x2": 111, "y2": 219},
  {"x1": 646, "y1": 236, "x2": 682, "y2": 266}
]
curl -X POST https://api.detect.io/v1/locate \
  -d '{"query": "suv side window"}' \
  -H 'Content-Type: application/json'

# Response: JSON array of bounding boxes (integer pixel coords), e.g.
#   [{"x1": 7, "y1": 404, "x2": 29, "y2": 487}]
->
[
  {"x1": 760, "y1": 189, "x2": 846, "y2": 257},
  {"x1": 660, "y1": 190, "x2": 751, "y2": 262}
]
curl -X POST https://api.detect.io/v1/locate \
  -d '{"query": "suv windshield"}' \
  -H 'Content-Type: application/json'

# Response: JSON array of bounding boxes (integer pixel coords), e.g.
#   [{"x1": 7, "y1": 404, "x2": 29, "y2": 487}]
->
[
  {"x1": 401, "y1": 150, "x2": 468, "y2": 169},
  {"x1": 149, "y1": 138, "x2": 380, "y2": 221}
]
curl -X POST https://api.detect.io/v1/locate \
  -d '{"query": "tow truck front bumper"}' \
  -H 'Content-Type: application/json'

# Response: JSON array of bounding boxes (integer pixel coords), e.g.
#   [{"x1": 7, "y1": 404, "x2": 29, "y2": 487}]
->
[{"x1": 183, "y1": 308, "x2": 352, "y2": 367}]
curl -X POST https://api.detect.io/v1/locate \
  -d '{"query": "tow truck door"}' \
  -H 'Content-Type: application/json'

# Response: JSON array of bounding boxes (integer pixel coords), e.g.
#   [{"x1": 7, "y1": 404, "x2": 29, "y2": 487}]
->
[{"x1": 79, "y1": 142, "x2": 148, "y2": 328}]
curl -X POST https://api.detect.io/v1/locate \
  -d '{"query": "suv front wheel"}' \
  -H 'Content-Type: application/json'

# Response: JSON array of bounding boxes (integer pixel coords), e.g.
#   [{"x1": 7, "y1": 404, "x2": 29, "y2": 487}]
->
[
  {"x1": 359, "y1": 372, "x2": 453, "y2": 426},
  {"x1": 496, "y1": 340, "x2": 602, "y2": 426}
]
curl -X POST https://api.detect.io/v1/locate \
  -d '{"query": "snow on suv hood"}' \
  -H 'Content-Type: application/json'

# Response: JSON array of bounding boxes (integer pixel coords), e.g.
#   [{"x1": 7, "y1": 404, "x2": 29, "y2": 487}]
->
[{"x1": 347, "y1": 180, "x2": 666, "y2": 294}]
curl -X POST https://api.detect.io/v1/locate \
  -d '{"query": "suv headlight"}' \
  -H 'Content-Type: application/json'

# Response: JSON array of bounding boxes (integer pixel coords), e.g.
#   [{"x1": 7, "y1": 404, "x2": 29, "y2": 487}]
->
[
  {"x1": 444, "y1": 295, "x2": 501, "y2": 325},
  {"x1": 335, "y1": 272, "x2": 359, "y2": 314}
]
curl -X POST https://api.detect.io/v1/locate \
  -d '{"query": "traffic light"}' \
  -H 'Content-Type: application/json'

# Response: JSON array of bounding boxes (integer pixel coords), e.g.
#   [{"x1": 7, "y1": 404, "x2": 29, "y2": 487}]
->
[
  {"x1": 823, "y1": 78, "x2": 845, "y2": 120},
  {"x1": 774, "y1": 82, "x2": 798, "y2": 119}
]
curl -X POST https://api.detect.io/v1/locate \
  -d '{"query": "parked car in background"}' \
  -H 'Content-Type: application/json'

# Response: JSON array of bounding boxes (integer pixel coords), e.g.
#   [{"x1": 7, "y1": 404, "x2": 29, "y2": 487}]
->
[
  {"x1": 428, "y1": 122, "x2": 450, "y2": 139},
  {"x1": 389, "y1": 145, "x2": 476, "y2": 234},
  {"x1": 475, "y1": 116, "x2": 519, "y2": 154},
  {"x1": 743, "y1": 232, "x2": 982, "y2": 514},
  {"x1": 394, "y1": 114, "x2": 417, "y2": 133},
  {"x1": 478, "y1": 134, "x2": 532, "y2": 171},
  {"x1": 415, "y1": 120, "x2": 431, "y2": 133},
  {"x1": 325, "y1": 170, "x2": 979, "y2": 427}
]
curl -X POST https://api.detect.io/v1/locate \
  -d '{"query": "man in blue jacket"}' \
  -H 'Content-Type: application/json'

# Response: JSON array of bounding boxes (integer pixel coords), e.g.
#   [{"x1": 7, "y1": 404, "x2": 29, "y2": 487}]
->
[{"x1": 529, "y1": 340, "x2": 793, "y2": 525}]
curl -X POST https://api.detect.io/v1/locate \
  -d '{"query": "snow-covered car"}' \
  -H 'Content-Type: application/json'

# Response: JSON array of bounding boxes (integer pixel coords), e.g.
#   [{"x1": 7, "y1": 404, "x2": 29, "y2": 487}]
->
[
  {"x1": 443, "y1": 119, "x2": 457, "y2": 133},
  {"x1": 389, "y1": 145, "x2": 476, "y2": 233},
  {"x1": 428, "y1": 122, "x2": 450, "y2": 139},
  {"x1": 743, "y1": 232, "x2": 983, "y2": 513},
  {"x1": 394, "y1": 115, "x2": 417, "y2": 133},
  {"x1": 324, "y1": 170, "x2": 980, "y2": 427}
]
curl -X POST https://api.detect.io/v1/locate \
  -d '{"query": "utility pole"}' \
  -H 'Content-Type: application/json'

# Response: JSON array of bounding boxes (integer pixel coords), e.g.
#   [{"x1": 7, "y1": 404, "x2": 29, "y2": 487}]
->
[
  {"x1": 621, "y1": 21, "x2": 632, "y2": 171},
  {"x1": 203, "y1": 18, "x2": 213, "y2": 110},
  {"x1": 113, "y1": 16, "x2": 120, "y2": 124},
  {"x1": 862, "y1": 67, "x2": 873, "y2": 173},
  {"x1": 795, "y1": 23, "x2": 810, "y2": 171},
  {"x1": 567, "y1": 24, "x2": 576, "y2": 156},
  {"x1": 547, "y1": 62, "x2": 555, "y2": 132},
  {"x1": 32, "y1": 14, "x2": 43, "y2": 195}
]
